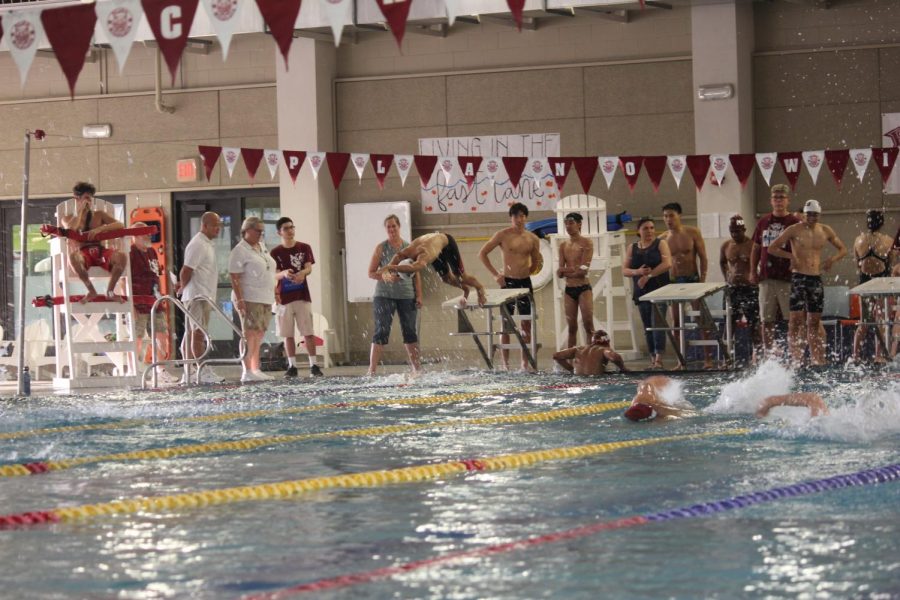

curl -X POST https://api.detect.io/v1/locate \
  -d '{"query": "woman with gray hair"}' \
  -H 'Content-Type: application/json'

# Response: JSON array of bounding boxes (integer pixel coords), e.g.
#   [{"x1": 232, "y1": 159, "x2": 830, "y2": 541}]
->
[{"x1": 228, "y1": 216, "x2": 277, "y2": 382}]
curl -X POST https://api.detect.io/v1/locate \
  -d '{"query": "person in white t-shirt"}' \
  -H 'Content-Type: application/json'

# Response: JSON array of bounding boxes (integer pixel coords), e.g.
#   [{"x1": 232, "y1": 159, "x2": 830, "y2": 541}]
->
[
  {"x1": 176, "y1": 211, "x2": 224, "y2": 384},
  {"x1": 229, "y1": 216, "x2": 277, "y2": 383}
]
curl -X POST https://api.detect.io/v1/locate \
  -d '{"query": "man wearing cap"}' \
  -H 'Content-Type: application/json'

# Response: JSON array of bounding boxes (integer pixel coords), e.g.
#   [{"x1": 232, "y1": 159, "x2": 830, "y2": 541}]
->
[
  {"x1": 719, "y1": 214, "x2": 760, "y2": 363},
  {"x1": 851, "y1": 209, "x2": 895, "y2": 363},
  {"x1": 767, "y1": 199, "x2": 847, "y2": 366},
  {"x1": 552, "y1": 329, "x2": 627, "y2": 376},
  {"x1": 750, "y1": 184, "x2": 802, "y2": 355},
  {"x1": 556, "y1": 212, "x2": 595, "y2": 349}
]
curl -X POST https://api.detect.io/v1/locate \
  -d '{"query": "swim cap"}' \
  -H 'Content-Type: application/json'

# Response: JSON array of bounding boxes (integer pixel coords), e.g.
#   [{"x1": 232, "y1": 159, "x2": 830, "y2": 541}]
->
[
  {"x1": 866, "y1": 209, "x2": 884, "y2": 232},
  {"x1": 624, "y1": 403, "x2": 657, "y2": 422},
  {"x1": 729, "y1": 215, "x2": 745, "y2": 229},
  {"x1": 592, "y1": 329, "x2": 610, "y2": 345},
  {"x1": 803, "y1": 199, "x2": 822, "y2": 214},
  {"x1": 397, "y1": 258, "x2": 414, "y2": 280}
]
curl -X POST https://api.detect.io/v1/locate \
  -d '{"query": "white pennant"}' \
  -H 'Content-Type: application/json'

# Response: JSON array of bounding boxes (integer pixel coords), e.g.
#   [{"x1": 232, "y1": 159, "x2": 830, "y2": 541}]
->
[
  {"x1": 802, "y1": 150, "x2": 825, "y2": 185},
  {"x1": 320, "y1": 0, "x2": 353, "y2": 47},
  {"x1": 710, "y1": 154, "x2": 729, "y2": 186},
  {"x1": 95, "y1": 0, "x2": 142, "y2": 74},
  {"x1": 444, "y1": 0, "x2": 463, "y2": 26},
  {"x1": 351, "y1": 153, "x2": 369, "y2": 182},
  {"x1": 201, "y1": 0, "x2": 240, "y2": 61},
  {"x1": 598, "y1": 156, "x2": 618, "y2": 189},
  {"x1": 755, "y1": 152, "x2": 778, "y2": 186},
  {"x1": 307, "y1": 151, "x2": 326, "y2": 179},
  {"x1": 439, "y1": 157, "x2": 455, "y2": 185},
  {"x1": 484, "y1": 157, "x2": 501, "y2": 185},
  {"x1": 395, "y1": 155, "x2": 413, "y2": 187},
  {"x1": 4, "y1": 9, "x2": 45, "y2": 87},
  {"x1": 849, "y1": 148, "x2": 872, "y2": 182},
  {"x1": 666, "y1": 155, "x2": 686, "y2": 189},
  {"x1": 222, "y1": 147, "x2": 240, "y2": 178},
  {"x1": 529, "y1": 157, "x2": 548, "y2": 191},
  {"x1": 263, "y1": 149, "x2": 280, "y2": 180}
]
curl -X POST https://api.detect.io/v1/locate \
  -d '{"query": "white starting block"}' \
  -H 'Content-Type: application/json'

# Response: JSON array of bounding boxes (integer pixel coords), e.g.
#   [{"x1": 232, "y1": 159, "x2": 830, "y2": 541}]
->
[
  {"x1": 639, "y1": 282, "x2": 733, "y2": 369},
  {"x1": 849, "y1": 277, "x2": 900, "y2": 361},
  {"x1": 442, "y1": 288, "x2": 538, "y2": 370}
]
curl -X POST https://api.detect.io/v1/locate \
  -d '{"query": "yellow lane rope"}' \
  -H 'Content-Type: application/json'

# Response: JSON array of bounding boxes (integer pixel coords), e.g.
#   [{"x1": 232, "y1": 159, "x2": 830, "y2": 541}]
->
[
  {"x1": 0, "y1": 401, "x2": 632, "y2": 477},
  {"x1": 1, "y1": 428, "x2": 750, "y2": 527}
]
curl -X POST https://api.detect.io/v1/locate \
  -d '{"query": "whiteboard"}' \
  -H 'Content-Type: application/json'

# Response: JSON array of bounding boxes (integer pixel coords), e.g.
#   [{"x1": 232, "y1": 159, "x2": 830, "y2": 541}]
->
[{"x1": 344, "y1": 202, "x2": 412, "y2": 302}]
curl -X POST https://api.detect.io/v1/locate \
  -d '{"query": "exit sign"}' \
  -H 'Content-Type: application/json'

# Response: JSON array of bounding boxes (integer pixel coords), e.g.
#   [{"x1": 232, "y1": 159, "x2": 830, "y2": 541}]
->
[{"x1": 176, "y1": 158, "x2": 199, "y2": 182}]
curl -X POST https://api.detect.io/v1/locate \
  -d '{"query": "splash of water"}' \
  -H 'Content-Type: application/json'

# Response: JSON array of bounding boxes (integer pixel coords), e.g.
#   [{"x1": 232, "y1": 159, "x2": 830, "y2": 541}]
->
[
  {"x1": 705, "y1": 359, "x2": 795, "y2": 414},
  {"x1": 784, "y1": 382, "x2": 900, "y2": 442}
]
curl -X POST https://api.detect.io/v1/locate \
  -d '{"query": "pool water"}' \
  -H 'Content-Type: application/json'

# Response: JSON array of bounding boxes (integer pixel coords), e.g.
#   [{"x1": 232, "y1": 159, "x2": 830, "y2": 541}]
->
[{"x1": 0, "y1": 362, "x2": 898, "y2": 599}]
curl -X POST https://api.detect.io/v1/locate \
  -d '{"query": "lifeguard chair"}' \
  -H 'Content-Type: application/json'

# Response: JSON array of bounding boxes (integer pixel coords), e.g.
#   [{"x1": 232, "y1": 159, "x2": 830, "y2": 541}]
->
[{"x1": 46, "y1": 198, "x2": 140, "y2": 390}]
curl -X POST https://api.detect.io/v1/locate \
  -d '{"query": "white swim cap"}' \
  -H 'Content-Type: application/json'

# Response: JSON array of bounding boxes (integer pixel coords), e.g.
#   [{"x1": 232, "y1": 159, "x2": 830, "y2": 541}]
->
[{"x1": 397, "y1": 258, "x2": 414, "y2": 280}]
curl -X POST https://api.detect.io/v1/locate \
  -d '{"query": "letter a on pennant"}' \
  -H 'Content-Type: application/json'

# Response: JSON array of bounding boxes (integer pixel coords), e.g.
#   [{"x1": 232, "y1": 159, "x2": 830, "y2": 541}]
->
[
  {"x1": 457, "y1": 156, "x2": 483, "y2": 189},
  {"x1": 141, "y1": 0, "x2": 200, "y2": 84}
]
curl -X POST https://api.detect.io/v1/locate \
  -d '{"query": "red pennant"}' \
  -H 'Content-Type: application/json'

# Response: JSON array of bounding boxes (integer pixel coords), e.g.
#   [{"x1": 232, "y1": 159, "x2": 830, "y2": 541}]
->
[
  {"x1": 326, "y1": 152, "x2": 350, "y2": 190},
  {"x1": 643, "y1": 156, "x2": 667, "y2": 193},
  {"x1": 502, "y1": 157, "x2": 528, "y2": 191},
  {"x1": 685, "y1": 155, "x2": 710, "y2": 191},
  {"x1": 872, "y1": 147, "x2": 899, "y2": 186},
  {"x1": 457, "y1": 156, "x2": 483, "y2": 189},
  {"x1": 282, "y1": 150, "x2": 306, "y2": 183},
  {"x1": 240, "y1": 148, "x2": 264, "y2": 181},
  {"x1": 370, "y1": 154, "x2": 394, "y2": 190},
  {"x1": 619, "y1": 156, "x2": 644, "y2": 192},
  {"x1": 507, "y1": 0, "x2": 526, "y2": 31},
  {"x1": 572, "y1": 157, "x2": 599, "y2": 193},
  {"x1": 824, "y1": 150, "x2": 849, "y2": 189},
  {"x1": 254, "y1": 0, "x2": 303, "y2": 68},
  {"x1": 413, "y1": 155, "x2": 438, "y2": 188},
  {"x1": 728, "y1": 154, "x2": 755, "y2": 189},
  {"x1": 141, "y1": 0, "x2": 200, "y2": 85},
  {"x1": 777, "y1": 151, "x2": 802, "y2": 191},
  {"x1": 42, "y1": 5, "x2": 97, "y2": 98},
  {"x1": 198, "y1": 146, "x2": 221, "y2": 181},
  {"x1": 547, "y1": 157, "x2": 574, "y2": 194},
  {"x1": 375, "y1": 0, "x2": 412, "y2": 48}
]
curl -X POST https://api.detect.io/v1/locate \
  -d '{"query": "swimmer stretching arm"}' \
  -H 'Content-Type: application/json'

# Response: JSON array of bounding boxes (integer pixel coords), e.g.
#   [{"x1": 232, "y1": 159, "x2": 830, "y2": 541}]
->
[
  {"x1": 552, "y1": 347, "x2": 578, "y2": 373},
  {"x1": 756, "y1": 392, "x2": 828, "y2": 418}
]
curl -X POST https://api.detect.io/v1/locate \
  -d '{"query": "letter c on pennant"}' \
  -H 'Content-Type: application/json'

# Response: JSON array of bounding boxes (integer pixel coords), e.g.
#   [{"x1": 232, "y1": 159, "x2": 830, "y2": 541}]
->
[{"x1": 161, "y1": 5, "x2": 183, "y2": 39}]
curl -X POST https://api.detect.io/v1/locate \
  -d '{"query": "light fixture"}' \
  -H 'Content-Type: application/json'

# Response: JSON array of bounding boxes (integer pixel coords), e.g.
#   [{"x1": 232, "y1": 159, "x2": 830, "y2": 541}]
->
[
  {"x1": 697, "y1": 84, "x2": 734, "y2": 101},
  {"x1": 82, "y1": 123, "x2": 112, "y2": 139}
]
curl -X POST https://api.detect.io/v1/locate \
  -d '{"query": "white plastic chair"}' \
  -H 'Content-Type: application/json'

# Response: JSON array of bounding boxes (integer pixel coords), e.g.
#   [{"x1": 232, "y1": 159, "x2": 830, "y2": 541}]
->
[{"x1": 0, "y1": 320, "x2": 57, "y2": 380}]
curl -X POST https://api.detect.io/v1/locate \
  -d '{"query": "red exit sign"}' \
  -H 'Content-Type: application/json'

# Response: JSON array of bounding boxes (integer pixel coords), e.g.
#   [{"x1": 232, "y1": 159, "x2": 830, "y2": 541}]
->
[{"x1": 176, "y1": 158, "x2": 199, "y2": 182}]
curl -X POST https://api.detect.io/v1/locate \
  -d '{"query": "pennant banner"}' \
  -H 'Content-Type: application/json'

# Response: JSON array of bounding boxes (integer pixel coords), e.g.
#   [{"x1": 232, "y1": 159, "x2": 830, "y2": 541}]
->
[
  {"x1": 198, "y1": 145, "x2": 221, "y2": 181},
  {"x1": 241, "y1": 147, "x2": 264, "y2": 181},
  {"x1": 351, "y1": 153, "x2": 369, "y2": 182},
  {"x1": 395, "y1": 154, "x2": 413, "y2": 187},
  {"x1": 457, "y1": 156, "x2": 483, "y2": 189},
  {"x1": 777, "y1": 151, "x2": 802, "y2": 191},
  {"x1": 326, "y1": 152, "x2": 351, "y2": 190},
  {"x1": 667, "y1": 155, "x2": 686, "y2": 189},
  {"x1": 484, "y1": 158, "x2": 501, "y2": 184},
  {"x1": 96, "y1": 0, "x2": 142, "y2": 74},
  {"x1": 142, "y1": 0, "x2": 200, "y2": 85},
  {"x1": 572, "y1": 157, "x2": 599, "y2": 194},
  {"x1": 528, "y1": 158, "x2": 547, "y2": 192},
  {"x1": 802, "y1": 150, "x2": 824, "y2": 185},
  {"x1": 728, "y1": 154, "x2": 755, "y2": 189},
  {"x1": 375, "y1": 0, "x2": 412, "y2": 48},
  {"x1": 756, "y1": 152, "x2": 777, "y2": 186},
  {"x1": 307, "y1": 151, "x2": 326, "y2": 179},
  {"x1": 5, "y1": 9, "x2": 45, "y2": 87},
  {"x1": 42, "y1": 4, "x2": 97, "y2": 98},
  {"x1": 824, "y1": 149, "x2": 849, "y2": 189},
  {"x1": 255, "y1": 0, "x2": 303, "y2": 68},
  {"x1": 547, "y1": 157, "x2": 573, "y2": 194},
  {"x1": 282, "y1": 150, "x2": 306, "y2": 183},
  {"x1": 370, "y1": 153, "x2": 393, "y2": 189},
  {"x1": 502, "y1": 156, "x2": 527, "y2": 191},
  {"x1": 263, "y1": 148, "x2": 280, "y2": 179},
  {"x1": 872, "y1": 147, "x2": 899, "y2": 186},
  {"x1": 320, "y1": 0, "x2": 352, "y2": 47},
  {"x1": 222, "y1": 146, "x2": 240, "y2": 177},
  {"x1": 201, "y1": 0, "x2": 240, "y2": 61},
  {"x1": 619, "y1": 156, "x2": 644, "y2": 192},
  {"x1": 643, "y1": 156, "x2": 667, "y2": 193},
  {"x1": 413, "y1": 155, "x2": 438, "y2": 188},
  {"x1": 438, "y1": 157, "x2": 454, "y2": 184},
  {"x1": 686, "y1": 155, "x2": 710, "y2": 191},
  {"x1": 599, "y1": 156, "x2": 618, "y2": 189},
  {"x1": 507, "y1": 0, "x2": 526, "y2": 31},
  {"x1": 849, "y1": 148, "x2": 872, "y2": 182},
  {"x1": 710, "y1": 154, "x2": 728, "y2": 186},
  {"x1": 444, "y1": 0, "x2": 462, "y2": 26}
]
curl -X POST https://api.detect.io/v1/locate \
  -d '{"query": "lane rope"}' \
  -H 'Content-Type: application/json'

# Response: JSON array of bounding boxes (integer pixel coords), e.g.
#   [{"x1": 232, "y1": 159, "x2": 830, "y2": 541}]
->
[
  {"x1": 245, "y1": 462, "x2": 900, "y2": 598},
  {"x1": 0, "y1": 401, "x2": 631, "y2": 478},
  {"x1": 0, "y1": 428, "x2": 748, "y2": 528}
]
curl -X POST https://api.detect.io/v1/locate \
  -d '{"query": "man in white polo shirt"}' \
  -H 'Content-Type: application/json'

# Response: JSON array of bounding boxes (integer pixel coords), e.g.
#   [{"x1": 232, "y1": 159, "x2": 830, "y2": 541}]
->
[{"x1": 176, "y1": 211, "x2": 224, "y2": 384}]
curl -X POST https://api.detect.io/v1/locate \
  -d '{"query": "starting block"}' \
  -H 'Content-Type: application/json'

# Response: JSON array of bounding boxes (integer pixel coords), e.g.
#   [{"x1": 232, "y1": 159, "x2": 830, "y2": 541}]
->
[
  {"x1": 849, "y1": 277, "x2": 900, "y2": 362},
  {"x1": 442, "y1": 288, "x2": 538, "y2": 370}
]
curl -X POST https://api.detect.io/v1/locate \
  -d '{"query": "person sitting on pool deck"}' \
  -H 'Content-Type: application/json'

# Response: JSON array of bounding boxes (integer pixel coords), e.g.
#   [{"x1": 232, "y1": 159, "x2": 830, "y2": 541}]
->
[
  {"x1": 380, "y1": 232, "x2": 487, "y2": 306},
  {"x1": 553, "y1": 329, "x2": 627, "y2": 376}
]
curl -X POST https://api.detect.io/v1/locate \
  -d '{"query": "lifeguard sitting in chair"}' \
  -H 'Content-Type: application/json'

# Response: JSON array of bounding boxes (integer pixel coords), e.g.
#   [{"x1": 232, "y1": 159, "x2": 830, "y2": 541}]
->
[{"x1": 59, "y1": 182, "x2": 127, "y2": 303}]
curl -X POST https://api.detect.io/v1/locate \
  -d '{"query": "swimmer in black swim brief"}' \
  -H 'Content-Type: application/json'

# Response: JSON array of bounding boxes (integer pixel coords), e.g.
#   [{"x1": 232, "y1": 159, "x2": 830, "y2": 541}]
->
[{"x1": 564, "y1": 284, "x2": 592, "y2": 302}]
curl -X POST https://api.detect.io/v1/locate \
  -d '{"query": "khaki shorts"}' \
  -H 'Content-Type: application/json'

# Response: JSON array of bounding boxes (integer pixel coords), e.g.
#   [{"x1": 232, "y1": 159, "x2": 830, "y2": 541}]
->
[
  {"x1": 238, "y1": 301, "x2": 272, "y2": 332},
  {"x1": 134, "y1": 311, "x2": 168, "y2": 337},
  {"x1": 185, "y1": 299, "x2": 211, "y2": 330},
  {"x1": 759, "y1": 279, "x2": 791, "y2": 323},
  {"x1": 276, "y1": 300, "x2": 314, "y2": 338}
]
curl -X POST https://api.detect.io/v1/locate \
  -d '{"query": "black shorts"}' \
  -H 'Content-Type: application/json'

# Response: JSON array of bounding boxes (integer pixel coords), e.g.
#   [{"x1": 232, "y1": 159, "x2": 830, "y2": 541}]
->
[
  {"x1": 726, "y1": 285, "x2": 759, "y2": 324},
  {"x1": 503, "y1": 277, "x2": 532, "y2": 315},
  {"x1": 565, "y1": 284, "x2": 592, "y2": 302},
  {"x1": 789, "y1": 273, "x2": 824, "y2": 314},
  {"x1": 431, "y1": 234, "x2": 464, "y2": 278}
]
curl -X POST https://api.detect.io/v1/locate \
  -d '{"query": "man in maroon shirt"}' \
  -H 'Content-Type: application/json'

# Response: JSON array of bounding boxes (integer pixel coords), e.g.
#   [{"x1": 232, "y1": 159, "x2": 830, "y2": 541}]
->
[{"x1": 130, "y1": 223, "x2": 176, "y2": 384}]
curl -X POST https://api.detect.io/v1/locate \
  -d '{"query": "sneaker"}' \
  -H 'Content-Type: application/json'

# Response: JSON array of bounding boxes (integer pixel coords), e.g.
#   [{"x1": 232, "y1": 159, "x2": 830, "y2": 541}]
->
[
  {"x1": 253, "y1": 370, "x2": 273, "y2": 380},
  {"x1": 284, "y1": 366, "x2": 299, "y2": 378},
  {"x1": 310, "y1": 364, "x2": 323, "y2": 377},
  {"x1": 154, "y1": 368, "x2": 179, "y2": 386},
  {"x1": 240, "y1": 370, "x2": 270, "y2": 383},
  {"x1": 199, "y1": 368, "x2": 225, "y2": 384}
]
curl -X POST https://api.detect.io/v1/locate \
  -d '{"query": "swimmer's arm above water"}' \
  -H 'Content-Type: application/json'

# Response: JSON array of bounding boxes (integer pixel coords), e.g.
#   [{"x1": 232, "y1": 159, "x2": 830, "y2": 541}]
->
[
  {"x1": 756, "y1": 392, "x2": 828, "y2": 418},
  {"x1": 552, "y1": 347, "x2": 578, "y2": 373}
]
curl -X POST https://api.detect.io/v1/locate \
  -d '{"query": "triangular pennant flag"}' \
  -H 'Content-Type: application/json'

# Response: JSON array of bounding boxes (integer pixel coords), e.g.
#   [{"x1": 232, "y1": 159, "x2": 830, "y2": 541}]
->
[
  {"x1": 502, "y1": 156, "x2": 528, "y2": 191},
  {"x1": 444, "y1": 0, "x2": 462, "y2": 26},
  {"x1": 667, "y1": 155, "x2": 686, "y2": 189},
  {"x1": 572, "y1": 157, "x2": 599, "y2": 193},
  {"x1": 263, "y1": 149, "x2": 280, "y2": 179},
  {"x1": 201, "y1": 0, "x2": 240, "y2": 61},
  {"x1": 849, "y1": 148, "x2": 872, "y2": 182},
  {"x1": 728, "y1": 154, "x2": 755, "y2": 189},
  {"x1": 241, "y1": 148, "x2": 264, "y2": 181},
  {"x1": 484, "y1": 158, "x2": 501, "y2": 185},
  {"x1": 326, "y1": 152, "x2": 350, "y2": 190},
  {"x1": 458, "y1": 156, "x2": 483, "y2": 189},
  {"x1": 599, "y1": 156, "x2": 618, "y2": 189},
  {"x1": 529, "y1": 158, "x2": 548, "y2": 191},
  {"x1": 222, "y1": 146, "x2": 240, "y2": 178},
  {"x1": 282, "y1": 150, "x2": 306, "y2": 183},
  {"x1": 709, "y1": 154, "x2": 729, "y2": 186},
  {"x1": 307, "y1": 151, "x2": 326, "y2": 180},
  {"x1": 506, "y1": 0, "x2": 526, "y2": 31},
  {"x1": 643, "y1": 156, "x2": 667, "y2": 193},
  {"x1": 0, "y1": 18, "x2": 3, "y2": 47},
  {"x1": 320, "y1": 0, "x2": 352, "y2": 47},
  {"x1": 198, "y1": 145, "x2": 221, "y2": 181},
  {"x1": 824, "y1": 150, "x2": 849, "y2": 189},
  {"x1": 872, "y1": 147, "x2": 899, "y2": 186},
  {"x1": 777, "y1": 151, "x2": 802, "y2": 191},
  {"x1": 547, "y1": 157, "x2": 574, "y2": 194},
  {"x1": 370, "y1": 154, "x2": 394, "y2": 190},
  {"x1": 395, "y1": 155, "x2": 413, "y2": 187},
  {"x1": 413, "y1": 155, "x2": 438, "y2": 188},
  {"x1": 438, "y1": 157, "x2": 455, "y2": 184},
  {"x1": 374, "y1": 0, "x2": 412, "y2": 48},
  {"x1": 350, "y1": 153, "x2": 369, "y2": 183},
  {"x1": 42, "y1": 4, "x2": 97, "y2": 98},
  {"x1": 142, "y1": 0, "x2": 200, "y2": 85},
  {"x1": 5, "y1": 9, "x2": 45, "y2": 87},
  {"x1": 802, "y1": 150, "x2": 825, "y2": 185},
  {"x1": 95, "y1": 0, "x2": 143, "y2": 74},
  {"x1": 686, "y1": 155, "x2": 711, "y2": 191},
  {"x1": 255, "y1": 0, "x2": 302, "y2": 68},
  {"x1": 619, "y1": 156, "x2": 644, "y2": 192},
  {"x1": 756, "y1": 152, "x2": 777, "y2": 186}
]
